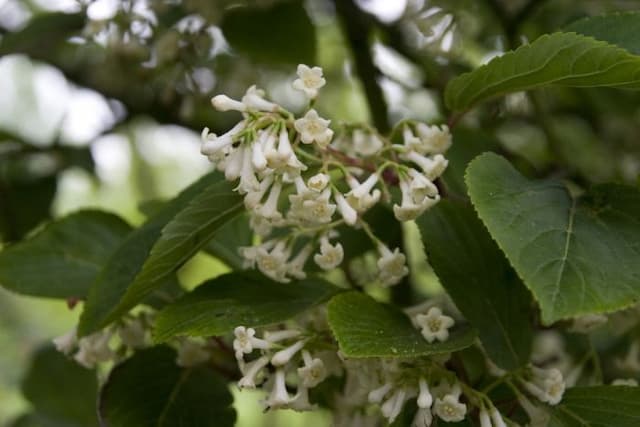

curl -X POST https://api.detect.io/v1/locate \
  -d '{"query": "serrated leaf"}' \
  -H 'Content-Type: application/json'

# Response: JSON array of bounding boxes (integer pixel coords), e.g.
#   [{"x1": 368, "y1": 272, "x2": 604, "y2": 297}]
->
[
  {"x1": 0, "y1": 210, "x2": 131, "y2": 298},
  {"x1": 79, "y1": 173, "x2": 241, "y2": 336},
  {"x1": 565, "y1": 12, "x2": 640, "y2": 55},
  {"x1": 154, "y1": 272, "x2": 340, "y2": 342},
  {"x1": 21, "y1": 346, "x2": 99, "y2": 426},
  {"x1": 445, "y1": 32, "x2": 640, "y2": 111},
  {"x1": 327, "y1": 292, "x2": 476, "y2": 358},
  {"x1": 221, "y1": 1, "x2": 316, "y2": 65},
  {"x1": 417, "y1": 201, "x2": 533, "y2": 370},
  {"x1": 466, "y1": 153, "x2": 640, "y2": 324},
  {"x1": 549, "y1": 386, "x2": 640, "y2": 426},
  {"x1": 98, "y1": 346, "x2": 235, "y2": 427}
]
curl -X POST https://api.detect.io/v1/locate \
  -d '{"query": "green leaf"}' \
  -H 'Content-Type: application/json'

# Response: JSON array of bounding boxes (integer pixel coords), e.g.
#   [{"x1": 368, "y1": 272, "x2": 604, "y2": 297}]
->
[
  {"x1": 79, "y1": 173, "x2": 241, "y2": 336},
  {"x1": 221, "y1": 1, "x2": 316, "y2": 65},
  {"x1": 98, "y1": 346, "x2": 235, "y2": 427},
  {"x1": 0, "y1": 12, "x2": 85, "y2": 56},
  {"x1": 327, "y1": 292, "x2": 476, "y2": 358},
  {"x1": 203, "y1": 213, "x2": 252, "y2": 269},
  {"x1": 10, "y1": 413, "x2": 78, "y2": 427},
  {"x1": 549, "y1": 386, "x2": 640, "y2": 426},
  {"x1": 0, "y1": 210, "x2": 131, "y2": 298},
  {"x1": 565, "y1": 12, "x2": 640, "y2": 55},
  {"x1": 466, "y1": 153, "x2": 640, "y2": 324},
  {"x1": 21, "y1": 345, "x2": 99, "y2": 426},
  {"x1": 445, "y1": 32, "x2": 640, "y2": 111},
  {"x1": 154, "y1": 272, "x2": 340, "y2": 342},
  {"x1": 417, "y1": 200, "x2": 533, "y2": 370}
]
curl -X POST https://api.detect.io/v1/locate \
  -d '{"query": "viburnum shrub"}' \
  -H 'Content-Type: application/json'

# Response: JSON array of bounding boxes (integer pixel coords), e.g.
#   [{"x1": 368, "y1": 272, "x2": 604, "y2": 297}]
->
[{"x1": 3, "y1": 3, "x2": 640, "y2": 427}]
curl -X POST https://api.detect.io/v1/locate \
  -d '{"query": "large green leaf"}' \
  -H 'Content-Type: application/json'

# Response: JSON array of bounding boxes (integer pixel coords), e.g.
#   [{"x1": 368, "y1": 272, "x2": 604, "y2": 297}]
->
[
  {"x1": 445, "y1": 32, "x2": 640, "y2": 111},
  {"x1": 565, "y1": 12, "x2": 640, "y2": 55},
  {"x1": 417, "y1": 201, "x2": 533, "y2": 370},
  {"x1": 203, "y1": 213, "x2": 252, "y2": 269},
  {"x1": 79, "y1": 173, "x2": 241, "y2": 336},
  {"x1": 466, "y1": 153, "x2": 640, "y2": 324},
  {"x1": 98, "y1": 346, "x2": 235, "y2": 427},
  {"x1": 221, "y1": 1, "x2": 316, "y2": 65},
  {"x1": 154, "y1": 272, "x2": 340, "y2": 342},
  {"x1": 0, "y1": 210, "x2": 131, "y2": 298},
  {"x1": 327, "y1": 292, "x2": 476, "y2": 358},
  {"x1": 549, "y1": 386, "x2": 640, "y2": 426},
  {"x1": 21, "y1": 346, "x2": 99, "y2": 427}
]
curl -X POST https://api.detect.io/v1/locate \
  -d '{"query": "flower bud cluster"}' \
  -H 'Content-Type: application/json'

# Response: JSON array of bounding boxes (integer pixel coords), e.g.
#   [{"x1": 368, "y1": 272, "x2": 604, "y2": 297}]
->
[{"x1": 201, "y1": 64, "x2": 450, "y2": 285}]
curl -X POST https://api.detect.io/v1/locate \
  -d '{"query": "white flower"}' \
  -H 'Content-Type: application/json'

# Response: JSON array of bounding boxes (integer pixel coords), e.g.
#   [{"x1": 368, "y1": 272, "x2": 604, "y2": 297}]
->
[
  {"x1": 612, "y1": 378, "x2": 639, "y2": 386},
  {"x1": 292, "y1": 64, "x2": 326, "y2": 99},
  {"x1": 376, "y1": 245, "x2": 409, "y2": 286},
  {"x1": 404, "y1": 151, "x2": 448, "y2": 180},
  {"x1": 522, "y1": 366, "x2": 565, "y2": 405},
  {"x1": 290, "y1": 189, "x2": 336, "y2": 225},
  {"x1": 53, "y1": 327, "x2": 77, "y2": 355},
  {"x1": 236, "y1": 144, "x2": 260, "y2": 194},
  {"x1": 257, "y1": 180, "x2": 283, "y2": 221},
  {"x1": 308, "y1": 173, "x2": 330, "y2": 192},
  {"x1": 271, "y1": 339, "x2": 306, "y2": 366},
  {"x1": 233, "y1": 326, "x2": 270, "y2": 358},
  {"x1": 569, "y1": 313, "x2": 608, "y2": 333},
  {"x1": 264, "y1": 329, "x2": 301, "y2": 343},
  {"x1": 412, "y1": 407, "x2": 433, "y2": 427},
  {"x1": 417, "y1": 378, "x2": 433, "y2": 408},
  {"x1": 223, "y1": 144, "x2": 244, "y2": 181},
  {"x1": 314, "y1": 236, "x2": 344, "y2": 270},
  {"x1": 414, "y1": 123, "x2": 452, "y2": 154},
  {"x1": 244, "y1": 175, "x2": 274, "y2": 209},
  {"x1": 251, "y1": 132, "x2": 269, "y2": 171},
  {"x1": 298, "y1": 351, "x2": 327, "y2": 388},
  {"x1": 352, "y1": 129, "x2": 383, "y2": 156},
  {"x1": 368, "y1": 382, "x2": 393, "y2": 404},
  {"x1": 345, "y1": 175, "x2": 381, "y2": 212},
  {"x1": 334, "y1": 191, "x2": 358, "y2": 225},
  {"x1": 479, "y1": 408, "x2": 492, "y2": 427},
  {"x1": 517, "y1": 394, "x2": 550, "y2": 427},
  {"x1": 287, "y1": 244, "x2": 313, "y2": 279},
  {"x1": 118, "y1": 318, "x2": 147, "y2": 349},
  {"x1": 200, "y1": 121, "x2": 245, "y2": 158},
  {"x1": 264, "y1": 369, "x2": 291, "y2": 409},
  {"x1": 416, "y1": 307, "x2": 455, "y2": 343},
  {"x1": 238, "y1": 355, "x2": 270, "y2": 389},
  {"x1": 288, "y1": 385, "x2": 316, "y2": 411},
  {"x1": 242, "y1": 85, "x2": 278, "y2": 112},
  {"x1": 265, "y1": 127, "x2": 294, "y2": 170},
  {"x1": 434, "y1": 394, "x2": 467, "y2": 422},
  {"x1": 394, "y1": 171, "x2": 440, "y2": 221},
  {"x1": 490, "y1": 408, "x2": 507, "y2": 427},
  {"x1": 74, "y1": 330, "x2": 114, "y2": 369},
  {"x1": 211, "y1": 94, "x2": 246, "y2": 112},
  {"x1": 380, "y1": 388, "x2": 409, "y2": 424},
  {"x1": 294, "y1": 109, "x2": 334, "y2": 147},
  {"x1": 176, "y1": 339, "x2": 209, "y2": 367}
]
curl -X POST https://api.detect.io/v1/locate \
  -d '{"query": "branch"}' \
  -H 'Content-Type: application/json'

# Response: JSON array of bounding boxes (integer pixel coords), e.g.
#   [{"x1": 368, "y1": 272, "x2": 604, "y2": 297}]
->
[{"x1": 333, "y1": 0, "x2": 390, "y2": 134}]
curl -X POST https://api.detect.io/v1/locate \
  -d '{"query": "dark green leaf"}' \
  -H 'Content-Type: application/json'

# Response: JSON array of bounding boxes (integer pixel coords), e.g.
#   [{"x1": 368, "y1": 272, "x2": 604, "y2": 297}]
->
[
  {"x1": 221, "y1": 1, "x2": 316, "y2": 65},
  {"x1": 79, "y1": 172, "x2": 240, "y2": 336},
  {"x1": 417, "y1": 200, "x2": 533, "y2": 370},
  {"x1": 10, "y1": 413, "x2": 78, "y2": 427},
  {"x1": 0, "y1": 210, "x2": 131, "y2": 298},
  {"x1": 0, "y1": 13, "x2": 85, "y2": 56},
  {"x1": 327, "y1": 292, "x2": 476, "y2": 358},
  {"x1": 98, "y1": 346, "x2": 235, "y2": 427},
  {"x1": 21, "y1": 345, "x2": 98, "y2": 426},
  {"x1": 549, "y1": 386, "x2": 640, "y2": 426},
  {"x1": 565, "y1": 12, "x2": 640, "y2": 55},
  {"x1": 466, "y1": 153, "x2": 640, "y2": 324},
  {"x1": 0, "y1": 175, "x2": 56, "y2": 242},
  {"x1": 203, "y1": 213, "x2": 252, "y2": 269},
  {"x1": 154, "y1": 271, "x2": 340, "y2": 342},
  {"x1": 445, "y1": 32, "x2": 640, "y2": 111}
]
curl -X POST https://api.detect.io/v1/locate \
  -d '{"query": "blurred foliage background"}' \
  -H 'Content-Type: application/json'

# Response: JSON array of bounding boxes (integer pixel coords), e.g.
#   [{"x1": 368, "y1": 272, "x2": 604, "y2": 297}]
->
[{"x1": 1, "y1": 0, "x2": 640, "y2": 425}]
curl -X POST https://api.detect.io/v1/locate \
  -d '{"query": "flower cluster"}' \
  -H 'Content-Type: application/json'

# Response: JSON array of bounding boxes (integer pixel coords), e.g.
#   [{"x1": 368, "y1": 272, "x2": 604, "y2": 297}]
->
[{"x1": 201, "y1": 64, "x2": 450, "y2": 285}]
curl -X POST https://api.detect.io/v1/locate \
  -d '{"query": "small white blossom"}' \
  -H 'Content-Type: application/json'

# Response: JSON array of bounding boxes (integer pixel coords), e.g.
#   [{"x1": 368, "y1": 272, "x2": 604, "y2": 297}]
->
[
  {"x1": 376, "y1": 244, "x2": 409, "y2": 286},
  {"x1": 334, "y1": 191, "x2": 358, "y2": 225},
  {"x1": 74, "y1": 330, "x2": 114, "y2": 369},
  {"x1": 298, "y1": 351, "x2": 327, "y2": 388},
  {"x1": 612, "y1": 378, "x2": 639, "y2": 386},
  {"x1": 238, "y1": 355, "x2": 270, "y2": 389},
  {"x1": 352, "y1": 129, "x2": 383, "y2": 156},
  {"x1": 368, "y1": 382, "x2": 393, "y2": 404},
  {"x1": 314, "y1": 237, "x2": 344, "y2": 270},
  {"x1": 118, "y1": 317, "x2": 147, "y2": 349},
  {"x1": 414, "y1": 123, "x2": 452, "y2": 154},
  {"x1": 412, "y1": 407, "x2": 433, "y2": 427},
  {"x1": 271, "y1": 339, "x2": 306, "y2": 366},
  {"x1": 242, "y1": 85, "x2": 278, "y2": 112},
  {"x1": 200, "y1": 121, "x2": 245, "y2": 158},
  {"x1": 345, "y1": 175, "x2": 381, "y2": 212},
  {"x1": 257, "y1": 180, "x2": 283, "y2": 221},
  {"x1": 53, "y1": 327, "x2": 77, "y2": 355},
  {"x1": 308, "y1": 173, "x2": 330, "y2": 192},
  {"x1": 434, "y1": 394, "x2": 467, "y2": 423},
  {"x1": 294, "y1": 109, "x2": 334, "y2": 147},
  {"x1": 176, "y1": 339, "x2": 209, "y2": 367},
  {"x1": 292, "y1": 64, "x2": 326, "y2": 99},
  {"x1": 264, "y1": 369, "x2": 291, "y2": 409},
  {"x1": 244, "y1": 175, "x2": 274, "y2": 209},
  {"x1": 404, "y1": 151, "x2": 448, "y2": 180},
  {"x1": 264, "y1": 329, "x2": 301, "y2": 343},
  {"x1": 479, "y1": 408, "x2": 492, "y2": 427},
  {"x1": 416, "y1": 307, "x2": 455, "y2": 343},
  {"x1": 517, "y1": 394, "x2": 550, "y2": 427},
  {"x1": 490, "y1": 408, "x2": 507, "y2": 427},
  {"x1": 522, "y1": 366, "x2": 565, "y2": 405},
  {"x1": 417, "y1": 378, "x2": 433, "y2": 408},
  {"x1": 394, "y1": 171, "x2": 440, "y2": 221},
  {"x1": 380, "y1": 388, "x2": 409, "y2": 424},
  {"x1": 211, "y1": 94, "x2": 246, "y2": 112},
  {"x1": 233, "y1": 326, "x2": 271, "y2": 358},
  {"x1": 287, "y1": 244, "x2": 313, "y2": 279},
  {"x1": 288, "y1": 385, "x2": 316, "y2": 411}
]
